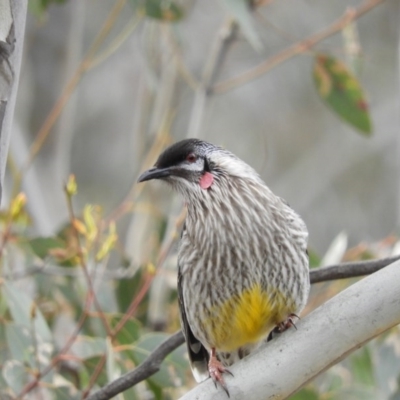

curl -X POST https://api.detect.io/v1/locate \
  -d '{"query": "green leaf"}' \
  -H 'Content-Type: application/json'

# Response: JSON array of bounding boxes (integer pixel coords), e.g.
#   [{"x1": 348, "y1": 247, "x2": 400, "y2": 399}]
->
[
  {"x1": 70, "y1": 336, "x2": 106, "y2": 360},
  {"x1": 109, "y1": 314, "x2": 142, "y2": 346},
  {"x1": 52, "y1": 385, "x2": 82, "y2": 400},
  {"x1": 289, "y1": 387, "x2": 320, "y2": 400},
  {"x1": 350, "y1": 346, "x2": 374, "y2": 387},
  {"x1": 5, "y1": 323, "x2": 33, "y2": 363},
  {"x1": 313, "y1": 53, "x2": 372, "y2": 135},
  {"x1": 331, "y1": 387, "x2": 377, "y2": 400},
  {"x1": 27, "y1": 236, "x2": 76, "y2": 266},
  {"x1": 122, "y1": 388, "x2": 140, "y2": 400},
  {"x1": 389, "y1": 374, "x2": 400, "y2": 400},
  {"x1": 2, "y1": 281, "x2": 52, "y2": 342},
  {"x1": 116, "y1": 270, "x2": 150, "y2": 323},
  {"x1": 28, "y1": 0, "x2": 67, "y2": 20},
  {"x1": 5, "y1": 322, "x2": 53, "y2": 368},
  {"x1": 222, "y1": 0, "x2": 262, "y2": 51},
  {"x1": 307, "y1": 248, "x2": 321, "y2": 269},
  {"x1": 57, "y1": 277, "x2": 84, "y2": 311},
  {"x1": 374, "y1": 333, "x2": 400, "y2": 397},
  {"x1": 130, "y1": 0, "x2": 183, "y2": 21},
  {"x1": 147, "y1": 379, "x2": 164, "y2": 400},
  {"x1": 0, "y1": 323, "x2": 7, "y2": 362},
  {"x1": 28, "y1": 236, "x2": 65, "y2": 259},
  {"x1": 131, "y1": 333, "x2": 187, "y2": 388},
  {"x1": 106, "y1": 337, "x2": 120, "y2": 383},
  {"x1": 2, "y1": 360, "x2": 29, "y2": 394}
]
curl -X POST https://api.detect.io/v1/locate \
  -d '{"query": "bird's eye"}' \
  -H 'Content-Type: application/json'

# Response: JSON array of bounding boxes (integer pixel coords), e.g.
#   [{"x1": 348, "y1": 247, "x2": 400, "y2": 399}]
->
[{"x1": 186, "y1": 153, "x2": 197, "y2": 163}]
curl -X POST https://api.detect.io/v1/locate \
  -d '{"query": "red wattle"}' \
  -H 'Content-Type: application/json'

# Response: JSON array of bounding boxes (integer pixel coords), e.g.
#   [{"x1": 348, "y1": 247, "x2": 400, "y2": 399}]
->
[{"x1": 199, "y1": 172, "x2": 214, "y2": 189}]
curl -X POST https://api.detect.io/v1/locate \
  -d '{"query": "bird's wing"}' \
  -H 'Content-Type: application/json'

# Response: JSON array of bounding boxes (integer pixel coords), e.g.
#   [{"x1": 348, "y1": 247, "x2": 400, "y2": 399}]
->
[{"x1": 178, "y1": 261, "x2": 209, "y2": 382}]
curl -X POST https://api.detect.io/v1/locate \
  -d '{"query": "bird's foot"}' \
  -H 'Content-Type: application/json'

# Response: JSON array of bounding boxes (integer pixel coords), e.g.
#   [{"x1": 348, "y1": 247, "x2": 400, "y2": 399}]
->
[
  {"x1": 208, "y1": 349, "x2": 233, "y2": 397},
  {"x1": 278, "y1": 313, "x2": 300, "y2": 333}
]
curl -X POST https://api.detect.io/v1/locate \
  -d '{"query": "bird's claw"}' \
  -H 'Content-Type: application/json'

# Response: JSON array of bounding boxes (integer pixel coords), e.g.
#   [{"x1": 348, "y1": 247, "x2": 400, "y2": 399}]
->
[
  {"x1": 278, "y1": 313, "x2": 300, "y2": 332},
  {"x1": 208, "y1": 357, "x2": 232, "y2": 397}
]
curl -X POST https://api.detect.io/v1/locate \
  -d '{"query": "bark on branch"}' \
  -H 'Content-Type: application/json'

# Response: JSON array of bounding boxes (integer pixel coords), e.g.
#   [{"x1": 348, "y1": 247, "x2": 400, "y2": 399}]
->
[{"x1": 0, "y1": 0, "x2": 27, "y2": 203}]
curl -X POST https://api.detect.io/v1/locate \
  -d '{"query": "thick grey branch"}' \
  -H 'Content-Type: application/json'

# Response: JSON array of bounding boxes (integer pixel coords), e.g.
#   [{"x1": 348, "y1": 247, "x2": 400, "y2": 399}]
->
[{"x1": 86, "y1": 331, "x2": 185, "y2": 400}]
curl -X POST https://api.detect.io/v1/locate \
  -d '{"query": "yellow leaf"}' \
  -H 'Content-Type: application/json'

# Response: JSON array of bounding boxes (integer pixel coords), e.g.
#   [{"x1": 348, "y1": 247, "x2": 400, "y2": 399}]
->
[
  {"x1": 66, "y1": 174, "x2": 78, "y2": 196},
  {"x1": 95, "y1": 221, "x2": 118, "y2": 262},
  {"x1": 10, "y1": 193, "x2": 27, "y2": 219},
  {"x1": 30, "y1": 303, "x2": 37, "y2": 319},
  {"x1": 146, "y1": 262, "x2": 156, "y2": 276},
  {"x1": 72, "y1": 218, "x2": 87, "y2": 235},
  {"x1": 83, "y1": 205, "x2": 98, "y2": 243}
]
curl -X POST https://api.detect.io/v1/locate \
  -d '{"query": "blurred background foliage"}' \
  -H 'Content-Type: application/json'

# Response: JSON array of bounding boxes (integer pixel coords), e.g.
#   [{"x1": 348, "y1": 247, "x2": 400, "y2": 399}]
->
[{"x1": 0, "y1": 0, "x2": 399, "y2": 398}]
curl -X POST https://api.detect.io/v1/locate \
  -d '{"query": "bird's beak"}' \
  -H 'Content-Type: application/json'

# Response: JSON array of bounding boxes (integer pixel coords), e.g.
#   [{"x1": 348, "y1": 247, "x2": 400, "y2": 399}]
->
[{"x1": 137, "y1": 167, "x2": 171, "y2": 183}]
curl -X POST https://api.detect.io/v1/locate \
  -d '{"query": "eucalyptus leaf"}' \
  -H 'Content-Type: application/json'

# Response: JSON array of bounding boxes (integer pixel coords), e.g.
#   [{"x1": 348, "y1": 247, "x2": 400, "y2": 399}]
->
[
  {"x1": 129, "y1": 0, "x2": 183, "y2": 21},
  {"x1": 5, "y1": 323, "x2": 33, "y2": 363},
  {"x1": 29, "y1": 0, "x2": 67, "y2": 20},
  {"x1": 5, "y1": 322, "x2": 53, "y2": 368},
  {"x1": 289, "y1": 387, "x2": 320, "y2": 400},
  {"x1": 222, "y1": 0, "x2": 262, "y2": 51},
  {"x1": 350, "y1": 346, "x2": 374, "y2": 387},
  {"x1": 28, "y1": 236, "x2": 77, "y2": 266},
  {"x1": 28, "y1": 236, "x2": 66, "y2": 259},
  {"x1": 70, "y1": 336, "x2": 106, "y2": 360},
  {"x1": 109, "y1": 314, "x2": 142, "y2": 345},
  {"x1": 375, "y1": 333, "x2": 400, "y2": 398},
  {"x1": 106, "y1": 337, "x2": 121, "y2": 383},
  {"x1": 51, "y1": 373, "x2": 83, "y2": 400},
  {"x1": 2, "y1": 281, "x2": 52, "y2": 342},
  {"x1": 2, "y1": 360, "x2": 28, "y2": 395},
  {"x1": 313, "y1": 53, "x2": 372, "y2": 135}
]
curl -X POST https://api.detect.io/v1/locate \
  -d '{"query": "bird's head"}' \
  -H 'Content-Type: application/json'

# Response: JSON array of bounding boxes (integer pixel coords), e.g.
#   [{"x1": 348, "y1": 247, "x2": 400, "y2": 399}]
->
[{"x1": 138, "y1": 138, "x2": 262, "y2": 203}]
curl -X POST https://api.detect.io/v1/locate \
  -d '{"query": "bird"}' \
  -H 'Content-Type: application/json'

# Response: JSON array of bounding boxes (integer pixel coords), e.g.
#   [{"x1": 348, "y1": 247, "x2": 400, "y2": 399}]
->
[{"x1": 138, "y1": 138, "x2": 310, "y2": 395}]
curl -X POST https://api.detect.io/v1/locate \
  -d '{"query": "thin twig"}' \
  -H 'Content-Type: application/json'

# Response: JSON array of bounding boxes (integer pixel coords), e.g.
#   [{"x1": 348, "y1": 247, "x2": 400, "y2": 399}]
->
[
  {"x1": 309, "y1": 255, "x2": 400, "y2": 284},
  {"x1": 86, "y1": 331, "x2": 185, "y2": 400},
  {"x1": 212, "y1": 0, "x2": 386, "y2": 94}
]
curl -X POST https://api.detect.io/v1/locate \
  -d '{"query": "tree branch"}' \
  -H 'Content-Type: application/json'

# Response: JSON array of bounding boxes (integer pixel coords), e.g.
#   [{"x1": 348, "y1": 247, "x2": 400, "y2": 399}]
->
[
  {"x1": 212, "y1": 0, "x2": 386, "y2": 94},
  {"x1": 86, "y1": 331, "x2": 185, "y2": 400},
  {"x1": 309, "y1": 254, "x2": 400, "y2": 283},
  {"x1": 85, "y1": 254, "x2": 400, "y2": 399}
]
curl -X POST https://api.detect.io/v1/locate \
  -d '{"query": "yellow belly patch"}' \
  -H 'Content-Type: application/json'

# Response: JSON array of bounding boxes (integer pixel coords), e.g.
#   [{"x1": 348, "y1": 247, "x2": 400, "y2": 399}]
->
[{"x1": 205, "y1": 283, "x2": 293, "y2": 352}]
